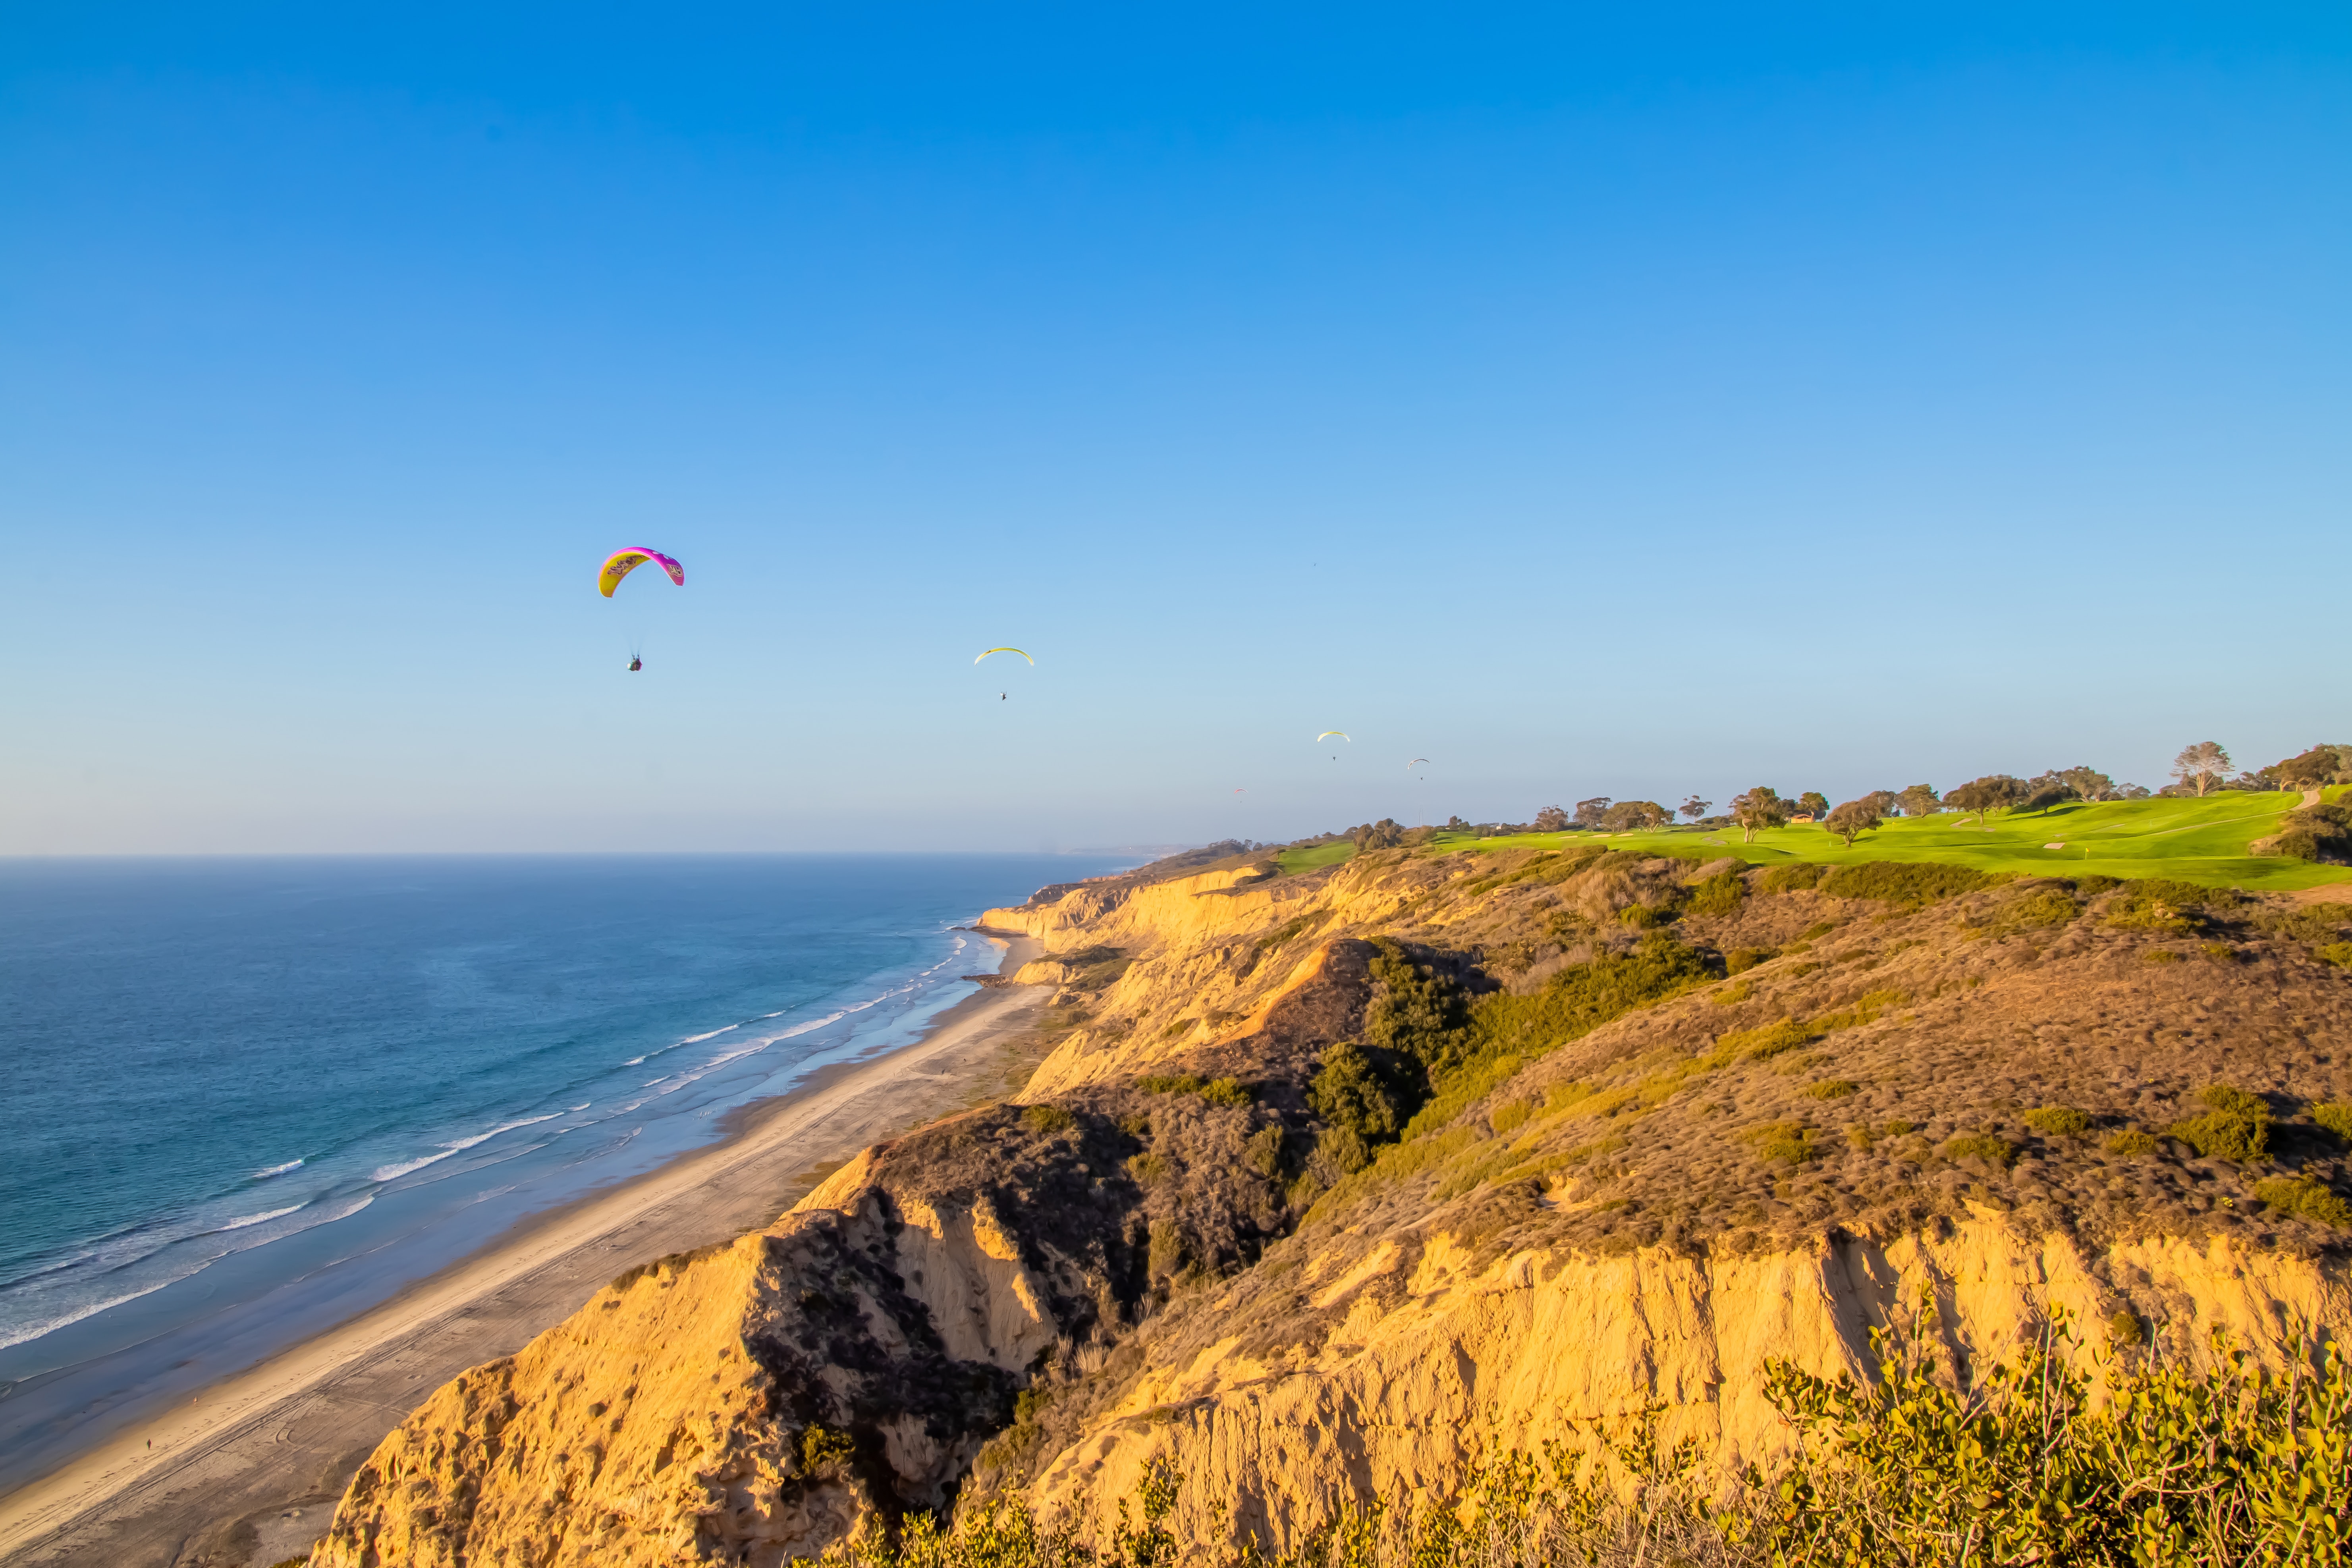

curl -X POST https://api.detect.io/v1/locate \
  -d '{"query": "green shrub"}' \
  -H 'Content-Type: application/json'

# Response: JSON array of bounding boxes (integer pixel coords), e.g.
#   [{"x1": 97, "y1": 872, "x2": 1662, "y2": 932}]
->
[
  {"x1": 1746, "y1": 1120, "x2": 1819, "y2": 1165},
  {"x1": 1797, "y1": 920, "x2": 1841, "y2": 941},
  {"x1": 1308, "y1": 1042, "x2": 1421, "y2": 1152},
  {"x1": 1818, "y1": 862, "x2": 1994, "y2": 907},
  {"x1": 1760, "y1": 863, "x2": 1825, "y2": 893},
  {"x1": 2023, "y1": 1105, "x2": 2092, "y2": 1137},
  {"x1": 1314, "y1": 1124, "x2": 1372, "y2": 1176},
  {"x1": 2253, "y1": 1175, "x2": 2352, "y2": 1228},
  {"x1": 1618, "y1": 902, "x2": 1675, "y2": 929},
  {"x1": 1136, "y1": 1072, "x2": 1204, "y2": 1095},
  {"x1": 2169, "y1": 1085, "x2": 2271, "y2": 1161},
  {"x1": 2266, "y1": 828, "x2": 2323, "y2": 861},
  {"x1": 1725, "y1": 946, "x2": 1777, "y2": 974},
  {"x1": 1941, "y1": 1132, "x2": 2018, "y2": 1167},
  {"x1": 2142, "y1": 949, "x2": 2184, "y2": 965},
  {"x1": 2319, "y1": 941, "x2": 2352, "y2": 970},
  {"x1": 1804, "y1": 1079, "x2": 1860, "y2": 1100},
  {"x1": 1243, "y1": 1124, "x2": 1285, "y2": 1177},
  {"x1": 2271, "y1": 803, "x2": 2352, "y2": 862},
  {"x1": 2105, "y1": 879, "x2": 2211, "y2": 933},
  {"x1": 1145, "y1": 1218, "x2": 1188, "y2": 1279},
  {"x1": 2315, "y1": 1102, "x2": 2352, "y2": 1144},
  {"x1": 1364, "y1": 940, "x2": 1474, "y2": 1076},
  {"x1": 1019, "y1": 1103, "x2": 1075, "y2": 1136},
  {"x1": 1760, "y1": 1313, "x2": 2352, "y2": 1568},
  {"x1": 2106, "y1": 1129, "x2": 2161, "y2": 1157},
  {"x1": 800, "y1": 1422, "x2": 857, "y2": 1472},
  {"x1": 1688, "y1": 870, "x2": 1748, "y2": 916},
  {"x1": 1198, "y1": 1076, "x2": 1254, "y2": 1107}
]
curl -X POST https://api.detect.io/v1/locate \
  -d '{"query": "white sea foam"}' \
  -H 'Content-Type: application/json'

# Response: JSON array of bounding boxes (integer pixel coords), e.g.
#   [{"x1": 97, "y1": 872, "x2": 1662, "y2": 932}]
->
[
  {"x1": 0, "y1": 1191, "x2": 374, "y2": 1351},
  {"x1": 254, "y1": 1159, "x2": 304, "y2": 1178},
  {"x1": 678, "y1": 1022, "x2": 740, "y2": 1045},
  {"x1": 623, "y1": 1055, "x2": 646, "y2": 1065},
  {"x1": 0, "y1": 1276, "x2": 182, "y2": 1351},
  {"x1": 370, "y1": 1148, "x2": 460, "y2": 1182},
  {"x1": 370, "y1": 1112, "x2": 566, "y2": 1183}
]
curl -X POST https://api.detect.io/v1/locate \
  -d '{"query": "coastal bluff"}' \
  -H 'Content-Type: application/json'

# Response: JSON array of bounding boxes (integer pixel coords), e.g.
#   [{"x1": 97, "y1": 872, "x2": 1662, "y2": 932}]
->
[{"x1": 315, "y1": 846, "x2": 2352, "y2": 1565}]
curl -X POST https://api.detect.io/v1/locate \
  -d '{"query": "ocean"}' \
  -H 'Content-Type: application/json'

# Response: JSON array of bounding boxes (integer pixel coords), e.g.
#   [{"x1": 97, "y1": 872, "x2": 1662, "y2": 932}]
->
[{"x1": 0, "y1": 853, "x2": 1121, "y2": 1489}]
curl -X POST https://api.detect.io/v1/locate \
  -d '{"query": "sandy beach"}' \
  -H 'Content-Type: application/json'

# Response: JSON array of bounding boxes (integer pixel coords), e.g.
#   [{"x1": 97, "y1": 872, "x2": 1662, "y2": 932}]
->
[{"x1": 0, "y1": 935, "x2": 1047, "y2": 1568}]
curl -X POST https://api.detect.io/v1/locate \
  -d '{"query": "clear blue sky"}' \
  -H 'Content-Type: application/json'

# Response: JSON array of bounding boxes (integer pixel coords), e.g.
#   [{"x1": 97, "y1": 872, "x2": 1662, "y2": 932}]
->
[{"x1": 4, "y1": 4, "x2": 2346, "y2": 852}]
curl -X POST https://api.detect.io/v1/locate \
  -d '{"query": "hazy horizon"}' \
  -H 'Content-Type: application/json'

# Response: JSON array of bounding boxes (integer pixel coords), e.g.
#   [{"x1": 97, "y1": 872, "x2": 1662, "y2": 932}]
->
[{"x1": 5, "y1": 4, "x2": 2346, "y2": 854}]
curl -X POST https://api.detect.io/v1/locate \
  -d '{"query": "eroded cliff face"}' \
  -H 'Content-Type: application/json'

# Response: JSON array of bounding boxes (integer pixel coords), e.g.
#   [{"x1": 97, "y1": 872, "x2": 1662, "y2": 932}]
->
[
  {"x1": 1026, "y1": 1221, "x2": 2349, "y2": 1553},
  {"x1": 318, "y1": 846, "x2": 2352, "y2": 1564}
]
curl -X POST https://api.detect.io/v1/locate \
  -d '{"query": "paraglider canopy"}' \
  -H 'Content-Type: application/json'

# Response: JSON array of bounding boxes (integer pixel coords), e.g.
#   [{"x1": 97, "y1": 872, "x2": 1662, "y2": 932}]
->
[
  {"x1": 598, "y1": 548, "x2": 684, "y2": 597},
  {"x1": 1317, "y1": 731, "x2": 1351, "y2": 743},
  {"x1": 1407, "y1": 757, "x2": 1429, "y2": 770},
  {"x1": 975, "y1": 647, "x2": 1034, "y2": 665}
]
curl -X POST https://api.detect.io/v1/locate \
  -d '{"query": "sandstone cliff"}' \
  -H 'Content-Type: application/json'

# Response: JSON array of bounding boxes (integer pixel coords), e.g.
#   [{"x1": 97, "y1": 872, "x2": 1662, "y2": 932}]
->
[{"x1": 316, "y1": 845, "x2": 2352, "y2": 1564}]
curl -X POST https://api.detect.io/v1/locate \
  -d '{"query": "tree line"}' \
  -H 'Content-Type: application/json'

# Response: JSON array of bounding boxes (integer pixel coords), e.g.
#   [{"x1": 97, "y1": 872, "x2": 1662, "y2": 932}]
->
[{"x1": 1301, "y1": 742, "x2": 2350, "y2": 860}]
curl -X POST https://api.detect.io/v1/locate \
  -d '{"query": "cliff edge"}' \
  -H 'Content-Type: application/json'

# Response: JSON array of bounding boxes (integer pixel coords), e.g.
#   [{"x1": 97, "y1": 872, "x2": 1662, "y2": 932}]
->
[{"x1": 315, "y1": 846, "x2": 2352, "y2": 1565}]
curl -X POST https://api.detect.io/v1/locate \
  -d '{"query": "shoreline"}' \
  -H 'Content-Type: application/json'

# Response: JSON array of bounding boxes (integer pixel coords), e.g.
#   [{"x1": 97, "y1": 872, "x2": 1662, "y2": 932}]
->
[{"x1": 0, "y1": 933, "x2": 1048, "y2": 1568}]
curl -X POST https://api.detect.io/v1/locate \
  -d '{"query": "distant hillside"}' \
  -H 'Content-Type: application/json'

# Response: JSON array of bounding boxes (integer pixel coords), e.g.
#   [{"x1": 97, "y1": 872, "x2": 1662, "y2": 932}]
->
[{"x1": 1285, "y1": 789, "x2": 2352, "y2": 891}]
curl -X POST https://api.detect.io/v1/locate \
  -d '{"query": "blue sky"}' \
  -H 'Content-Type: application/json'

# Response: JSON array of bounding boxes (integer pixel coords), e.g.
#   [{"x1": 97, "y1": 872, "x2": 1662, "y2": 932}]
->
[{"x1": 4, "y1": 4, "x2": 2346, "y2": 852}]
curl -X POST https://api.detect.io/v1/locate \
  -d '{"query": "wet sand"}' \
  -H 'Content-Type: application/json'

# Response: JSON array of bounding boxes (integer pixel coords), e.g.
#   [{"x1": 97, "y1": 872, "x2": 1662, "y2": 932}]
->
[{"x1": 0, "y1": 937, "x2": 1047, "y2": 1568}]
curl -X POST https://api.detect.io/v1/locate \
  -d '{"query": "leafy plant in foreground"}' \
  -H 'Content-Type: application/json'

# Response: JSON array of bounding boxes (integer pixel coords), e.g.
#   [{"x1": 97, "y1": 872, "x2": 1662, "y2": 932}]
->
[{"x1": 811, "y1": 1313, "x2": 2350, "y2": 1568}]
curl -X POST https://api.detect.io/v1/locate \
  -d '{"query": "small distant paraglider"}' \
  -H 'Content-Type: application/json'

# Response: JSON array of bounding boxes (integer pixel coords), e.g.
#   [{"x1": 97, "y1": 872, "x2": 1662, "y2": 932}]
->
[
  {"x1": 599, "y1": 548, "x2": 683, "y2": 671},
  {"x1": 1407, "y1": 757, "x2": 1429, "y2": 771},
  {"x1": 1319, "y1": 729, "x2": 1350, "y2": 760},
  {"x1": 978, "y1": 647, "x2": 1031, "y2": 703}
]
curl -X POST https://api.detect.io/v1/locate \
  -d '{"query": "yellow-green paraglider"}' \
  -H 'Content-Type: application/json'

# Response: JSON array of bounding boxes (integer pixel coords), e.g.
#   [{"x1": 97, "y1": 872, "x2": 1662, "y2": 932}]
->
[
  {"x1": 1317, "y1": 731, "x2": 1350, "y2": 743},
  {"x1": 598, "y1": 548, "x2": 683, "y2": 671},
  {"x1": 598, "y1": 548, "x2": 684, "y2": 597},
  {"x1": 975, "y1": 647, "x2": 1034, "y2": 665}
]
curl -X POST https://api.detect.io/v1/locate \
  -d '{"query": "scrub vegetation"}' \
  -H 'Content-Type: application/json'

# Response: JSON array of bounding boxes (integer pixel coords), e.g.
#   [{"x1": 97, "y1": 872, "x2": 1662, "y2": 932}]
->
[{"x1": 819, "y1": 1313, "x2": 2352, "y2": 1567}]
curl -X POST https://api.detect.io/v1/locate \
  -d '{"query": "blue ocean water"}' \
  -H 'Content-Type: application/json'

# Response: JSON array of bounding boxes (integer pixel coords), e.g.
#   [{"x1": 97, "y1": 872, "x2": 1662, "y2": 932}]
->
[{"x1": 0, "y1": 854, "x2": 1119, "y2": 1485}]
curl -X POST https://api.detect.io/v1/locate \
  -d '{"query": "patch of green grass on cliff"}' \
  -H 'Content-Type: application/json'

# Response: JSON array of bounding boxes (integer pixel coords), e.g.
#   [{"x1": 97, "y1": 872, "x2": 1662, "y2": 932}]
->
[
  {"x1": 1275, "y1": 841, "x2": 1357, "y2": 874},
  {"x1": 1422, "y1": 794, "x2": 2350, "y2": 891}
]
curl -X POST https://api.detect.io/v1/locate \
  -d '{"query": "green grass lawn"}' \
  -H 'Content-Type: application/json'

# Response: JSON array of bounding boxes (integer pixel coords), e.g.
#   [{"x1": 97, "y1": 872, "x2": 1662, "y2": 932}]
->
[
  {"x1": 1282, "y1": 788, "x2": 2352, "y2": 891},
  {"x1": 1273, "y1": 841, "x2": 1361, "y2": 874}
]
